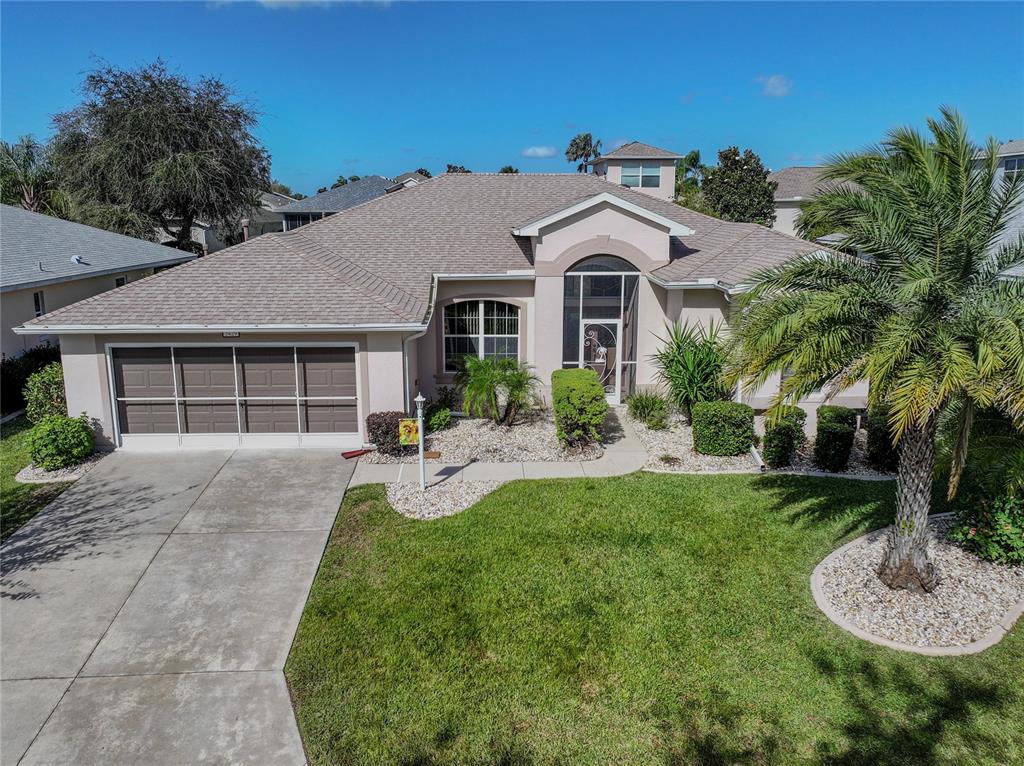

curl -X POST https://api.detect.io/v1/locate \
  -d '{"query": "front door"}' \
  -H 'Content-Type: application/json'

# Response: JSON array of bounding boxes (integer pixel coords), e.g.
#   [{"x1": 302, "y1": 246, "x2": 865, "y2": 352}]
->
[{"x1": 581, "y1": 320, "x2": 620, "y2": 404}]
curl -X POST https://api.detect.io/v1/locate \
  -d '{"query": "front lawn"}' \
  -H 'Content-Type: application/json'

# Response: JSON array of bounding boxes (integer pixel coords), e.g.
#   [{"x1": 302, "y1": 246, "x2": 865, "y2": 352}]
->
[
  {"x1": 285, "y1": 474, "x2": 1023, "y2": 765},
  {"x1": 0, "y1": 416, "x2": 71, "y2": 543}
]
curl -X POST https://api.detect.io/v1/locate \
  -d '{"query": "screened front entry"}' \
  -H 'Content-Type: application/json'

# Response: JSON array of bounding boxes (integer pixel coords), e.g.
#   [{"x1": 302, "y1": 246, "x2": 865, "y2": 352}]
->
[
  {"x1": 562, "y1": 256, "x2": 639, "y2": 404},
  {"x1": 110, "y1": 345, "x2": 360, "y2": 449}
]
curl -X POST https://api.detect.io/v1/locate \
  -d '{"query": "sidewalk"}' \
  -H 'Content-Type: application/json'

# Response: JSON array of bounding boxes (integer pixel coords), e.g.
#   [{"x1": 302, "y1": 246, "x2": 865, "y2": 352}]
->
[{"x1": 349, "y1": 410, "x2": 648, "y2": 488}]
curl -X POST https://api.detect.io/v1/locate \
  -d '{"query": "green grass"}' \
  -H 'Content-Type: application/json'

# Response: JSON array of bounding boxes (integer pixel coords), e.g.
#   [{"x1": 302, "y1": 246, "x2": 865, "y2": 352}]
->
[
  {"x1": 285, "y1": 474, "x2": 1023, "y2": 766},
  {"x1": 1, "y1": 416, "x2": 71, "y2": 542}
]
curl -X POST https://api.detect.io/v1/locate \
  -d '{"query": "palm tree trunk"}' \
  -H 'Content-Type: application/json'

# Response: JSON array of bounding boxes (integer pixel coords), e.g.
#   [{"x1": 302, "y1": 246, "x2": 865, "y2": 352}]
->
[{"x1": 877, "y1": 417, "x2": 939, "y2": 593}]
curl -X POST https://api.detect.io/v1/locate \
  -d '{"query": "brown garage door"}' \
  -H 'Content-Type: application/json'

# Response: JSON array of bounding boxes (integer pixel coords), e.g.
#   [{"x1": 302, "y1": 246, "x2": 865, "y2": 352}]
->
[{"x1": 111, "y1": 346, "x2": 359, "y2": 440}]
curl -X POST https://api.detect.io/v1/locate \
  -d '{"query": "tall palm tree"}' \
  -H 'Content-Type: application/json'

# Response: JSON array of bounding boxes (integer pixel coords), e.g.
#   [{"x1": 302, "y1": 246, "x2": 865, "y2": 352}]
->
[
  {"x1": 727, "y1": 108, "x2": 1024, "y2": 592},
  {"x1": 0, "y1": 135, "x2": 70, "y2": 216},
  {"x1": 565, "y1": 133, "x2": 602, "y2": 173}
]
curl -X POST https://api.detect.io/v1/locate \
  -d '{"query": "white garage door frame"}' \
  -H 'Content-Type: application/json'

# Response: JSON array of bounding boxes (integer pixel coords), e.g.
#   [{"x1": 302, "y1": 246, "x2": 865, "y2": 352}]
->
[{"x1": 105, "y1": 341, "x2": 364, "y2": 450}]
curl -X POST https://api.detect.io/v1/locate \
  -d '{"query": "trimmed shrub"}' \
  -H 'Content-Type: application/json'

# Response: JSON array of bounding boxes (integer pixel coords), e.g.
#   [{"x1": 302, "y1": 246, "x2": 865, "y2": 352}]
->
[
  {"x1": 426, "y1": 406, "x2": 452, "y2": 433},
  {"x1": 817, "y1": 405, "x2": 857, "y2": 430},
  {"x1": 626, "y1": 391, "x2": 668, "y2": 429},
  {"x1": 691, "y1": 401, "x2": 754, "y2": 456},
  {"x1": 949, "y1": 494, "x2": 1024, "y2": 565},
  {"x1": 1, "y1": 343, "x2": 61, "y2": 415},
  {"x1": 366, "y1": 411, "x2": 407, "y2": 456},
  {"x1": 865, "y1": 404, "x2": 899, "y2": 473},
  {"x1": 29, "y1": 414, "x2": 94, "y2": 471},
  {"x1": 762, "y1": 405, "x2": 808, "y2": 468},
  {"x1": 24, "y1": 362, "x2": 67, "y2": 423},
  {"x1": 551, "y1": 368, "x2": 608, "y2": 448},
  {"x1": 814, "y1": 422, "x2": 855, "y2": 472}
]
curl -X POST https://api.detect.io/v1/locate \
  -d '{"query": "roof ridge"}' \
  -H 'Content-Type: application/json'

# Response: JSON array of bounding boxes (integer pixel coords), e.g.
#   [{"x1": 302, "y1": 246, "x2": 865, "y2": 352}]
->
[{"x1": 273, "y1": 232, "x2": 420, "y2": 321}]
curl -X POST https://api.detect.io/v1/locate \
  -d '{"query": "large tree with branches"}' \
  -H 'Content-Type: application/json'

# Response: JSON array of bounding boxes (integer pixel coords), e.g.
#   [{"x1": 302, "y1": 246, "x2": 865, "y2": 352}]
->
[
  {"x1": 727, "y1": 108, "x2": 1024, "y2": 592},
  {"x1": 51, "y1": 60, "x2": 270, "y2": 253}
]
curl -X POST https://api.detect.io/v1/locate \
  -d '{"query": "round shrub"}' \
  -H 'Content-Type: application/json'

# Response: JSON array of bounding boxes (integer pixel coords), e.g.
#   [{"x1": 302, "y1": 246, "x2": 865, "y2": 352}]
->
[
  {"x1": 865, "y1": 405, "x2": 899, "y2": 473},
  {"x1": 427, "y1": 406, "x2": 452, "y2": 433},
  {"x1": 813, "y1": 422, "x2": 855, "y2": 472},
  {"x1": 949, "y1": 495, "x2": 1024, "y2": 565},
  {"x1": 29, "y1": 414, "x2": 94, "y2": 471},
  {"x1": 763, "y1": 421, "x2": 803, "y2": 468},
  {"x1": 691, "y1": 401, "x2": 754, "y2": 456},
  {"x1": 24, "y1": 362, "x2": 66, "y2": 423},
  {"x1": 817, "y1": 404, "x2": 857, "y2": 430},
  {"x1": 365, "y1": 411, "x2": 407, "y2": 456},
  {"x1": 551, "y1": 368, "x2": 607, "y2": 448}
]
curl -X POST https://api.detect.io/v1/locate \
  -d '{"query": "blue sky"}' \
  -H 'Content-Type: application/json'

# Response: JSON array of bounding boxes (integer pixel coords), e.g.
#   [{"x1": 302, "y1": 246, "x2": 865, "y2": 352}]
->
[{"x1": 2, "y1": 1, "x2": 1021, "y2": 196}]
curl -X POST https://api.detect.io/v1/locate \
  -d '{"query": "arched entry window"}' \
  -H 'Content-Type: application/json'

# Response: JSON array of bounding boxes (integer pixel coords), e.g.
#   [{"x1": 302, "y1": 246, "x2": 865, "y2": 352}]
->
[
  {"x1": 443, "y1": 300, "x2": 520, "y2": 373},
  {"x1": 562, "y1": 256, "x2": 640, "y2": 403}
]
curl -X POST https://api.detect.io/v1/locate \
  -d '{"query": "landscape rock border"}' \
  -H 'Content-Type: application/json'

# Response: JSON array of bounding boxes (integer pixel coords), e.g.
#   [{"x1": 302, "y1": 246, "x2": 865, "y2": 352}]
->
[
  {"x1": 810, "y1": 513, "x2": 1024, "y2": 656},
  {"x1": 15, "y1": 453, "x2": 106, "y2": 485}
]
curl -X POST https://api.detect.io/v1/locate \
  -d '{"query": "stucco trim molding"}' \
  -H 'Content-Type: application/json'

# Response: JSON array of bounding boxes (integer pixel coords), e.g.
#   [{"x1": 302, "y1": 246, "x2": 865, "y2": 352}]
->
[
  {"x1": 512, "y1": 192, "x2": 694, "y2": 237},
  {"x1": 537, "y1": 236, "x2": 662, "y2": 277},
  {"x1": 14, "y1": 322, "x2": 427, "y2": 335}
]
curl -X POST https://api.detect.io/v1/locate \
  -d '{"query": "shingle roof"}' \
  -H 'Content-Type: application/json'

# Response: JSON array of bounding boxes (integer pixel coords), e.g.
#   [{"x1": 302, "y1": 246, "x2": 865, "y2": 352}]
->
[
  {"x1": 276, "y1": 175, "x2": 393, "y2": 214},
  {"x1": 1, "y1": 205, "x2": 195, "y2": 292},
  {"x1": 594, "y1": 141, "x2": 682, "y2": 161},
  {"x1": 997, "y1": 140, "x2": 1024, "y2": 157},
  {"x1": 22, "y1": 174, "x2": 827, "y2": 330},
  {"x1": 768, "y1": 166, "x2": 831, "y2": 201}
]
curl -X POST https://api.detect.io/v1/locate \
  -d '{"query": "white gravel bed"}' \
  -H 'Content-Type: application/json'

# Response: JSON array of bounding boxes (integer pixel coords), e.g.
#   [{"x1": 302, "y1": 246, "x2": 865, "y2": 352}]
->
[
  {"x1": 365, "y1": 414, "x2": 602, "y2": 464},
  {"x1": 819, "y1": 517, "x2": 1024, "y2": 648},
  {"x1": 386, "y1": 480, "x2": 507, "y2": 520},
  {"x1": 15, "y1": 452, "x2": 106, "y2": 484},
  {"x1": 630, "y1": 414, "x2": 760, "y2": 473}
]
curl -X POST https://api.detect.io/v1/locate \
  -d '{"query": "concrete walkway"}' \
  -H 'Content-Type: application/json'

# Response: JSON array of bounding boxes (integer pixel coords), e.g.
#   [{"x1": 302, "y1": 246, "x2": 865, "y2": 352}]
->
[
  {"x1": 1, "y1": 449, "x2": 354, "y2": 766},
  {"x1": 349, "y1": 409, "x2": 649, "y2": 488}
]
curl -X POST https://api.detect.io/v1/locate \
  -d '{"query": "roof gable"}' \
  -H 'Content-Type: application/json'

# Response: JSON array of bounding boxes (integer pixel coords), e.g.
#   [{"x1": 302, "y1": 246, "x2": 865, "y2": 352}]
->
[
  {"x1": 592, "y1": 141, "x2": 682, "y2": 162},
  {"x1": 511, "y1": 192, "x2": 694, "y2": 237}
]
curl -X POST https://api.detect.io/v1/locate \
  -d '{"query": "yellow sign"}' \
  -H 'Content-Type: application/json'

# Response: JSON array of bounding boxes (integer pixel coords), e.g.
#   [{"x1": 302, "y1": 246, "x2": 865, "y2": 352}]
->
[{"x1": 398, "y1": 418, "x2": 419, "y2": 446}]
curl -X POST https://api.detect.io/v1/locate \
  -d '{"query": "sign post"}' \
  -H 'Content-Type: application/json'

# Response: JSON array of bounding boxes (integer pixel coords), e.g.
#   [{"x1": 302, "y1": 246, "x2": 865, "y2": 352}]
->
[{"x1": 414, "y1": 393, "x2": 426, "y2": 490}]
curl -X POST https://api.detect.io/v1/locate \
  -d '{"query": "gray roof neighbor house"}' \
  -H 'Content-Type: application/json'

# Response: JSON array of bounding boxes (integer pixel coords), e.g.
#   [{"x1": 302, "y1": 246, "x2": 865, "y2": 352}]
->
[
  {"x1": 594, "y1": 141, "x2": 682, "y2": 161},
  {"x1": 21, "y1": 173, "x2": 826, "y2": 331},
  {"x1": 277, "y1": 176, "x2": 394, "y2": 215},
  {"x1": 1, "y1": 204, "x2": 196, "y2": 292}
]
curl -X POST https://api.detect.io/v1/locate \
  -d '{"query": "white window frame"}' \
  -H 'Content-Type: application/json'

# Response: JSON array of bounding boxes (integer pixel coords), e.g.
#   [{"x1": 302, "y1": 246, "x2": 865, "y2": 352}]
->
[
  {"x1": 620, "y1": 163, "x2": 661, "y2": 189},
  {"x1": 442, "y1": 300, "x2": 520, "y2": 373},
  {"x1": 32, "y1": 290, "x2": 45, "y2": 317},
  {"x1": 1005, "y1": 157, "x2": 1023, "y2": 178}
]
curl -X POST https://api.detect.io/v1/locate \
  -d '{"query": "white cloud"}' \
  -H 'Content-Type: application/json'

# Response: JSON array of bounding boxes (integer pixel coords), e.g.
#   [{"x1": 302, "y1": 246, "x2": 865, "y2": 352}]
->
[
  {"x1": 755, "y1": 74, "x2": 793, "y2": 98},
  {"x1": 521, "y1": 146, "x2": 557, "y2": 159}
]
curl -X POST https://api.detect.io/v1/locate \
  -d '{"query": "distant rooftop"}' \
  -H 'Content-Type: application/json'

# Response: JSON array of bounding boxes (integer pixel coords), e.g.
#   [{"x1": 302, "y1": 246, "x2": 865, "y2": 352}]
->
[
  {"x1": 590, "y1": 141, "x2": 682, "y2": 163},
  {"x1": 277, "y1": 175, "x2": 394, "y2": 214}
]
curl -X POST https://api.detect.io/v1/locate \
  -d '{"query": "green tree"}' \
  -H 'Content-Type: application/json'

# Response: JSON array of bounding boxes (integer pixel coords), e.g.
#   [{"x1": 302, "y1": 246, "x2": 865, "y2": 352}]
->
[
  {"x1": 52, "y1": 60, "x2": 270, "y2": 254},
  {"x1": 565, "y1": 133, "x2": 602, "y2": 173},
  {"x1": 269, "y1": 179, "x2": 303, "y2": 200},
  {"x1": 701, "y1": 147, "x2": 777, "y2": 226},
  {"x1": 415, "y1": 167, "x2": 432, "y2": 178},
  {"x1": 727, "y1": 108, "x2": 1024, "y2": 592},
  {"x1": 674, "y1": 149, "x2": 703, "y2": 197},
  {"x1": 331, "y1": 176, "x2": 348, "y2": 188},
  {"x1": 0, "y1": 136, "x2": 70, "y2": 217},
  {"x1": 499, "y1": 165, "x2": 520, "y2": 174},
  {"x1": 446, "y1": 164, "x2": 471, "y2": 174}
]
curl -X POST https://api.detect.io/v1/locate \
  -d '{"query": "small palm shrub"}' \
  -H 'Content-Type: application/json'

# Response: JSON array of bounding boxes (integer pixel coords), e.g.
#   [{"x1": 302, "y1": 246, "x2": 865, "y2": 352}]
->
[
  {"x1": 763, "y1": 406, "x2": 808, "y2": 468},
  {"x1": 426, "y1": 406, "x2": 452, "y2": 433},
  {"x1": 366, "y1": 411, "x2": 406, "y2": 455},
  {"x1": 814, "y1": 422, "x2": 855, "y2": 472},
  {"x1": 652, "y1": 321, "x2": 729, "y2": 421},
  {"x1": 691, "y1": 401, "x2": 754, "y2": 456},
  {"x1": 551, "y1": 368, "x2": 607, "y2": 448},
  {"x1": 865, "y1": 404, "x2": 899, "y2": 473},
  {"x1": 817, "y1": 405, "x2": 858, "y2": 430},
  {"x1": 29, "y1": 414, "x2": 94, "y2": 470},
  {"x1": 626, "y1": 391, "x2": 668, "y2": 429},
  {"x1": 949, "y1": 495, "x2": 1024, "y2": 565},
  {"x1": 455, "y1": 357, "x2": 538, "y2": 426},
  {"x1": 24, "y1": 362, "x2": 67, "y2": 423}
]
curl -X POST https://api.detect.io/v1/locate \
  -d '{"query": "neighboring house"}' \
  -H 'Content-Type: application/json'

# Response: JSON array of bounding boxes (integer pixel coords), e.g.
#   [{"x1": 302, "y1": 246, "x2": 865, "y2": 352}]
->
[
  {"x1": 1, "y1": 205, "x2": 195, "y2": 358},
  {"x1": 993, "y1": 140, "x2": 1024, "y2": 252},
  {"x1": 155, "y1": 191, "x2": 295, "y2": 254},
  {"x1": 277, "y1": 176, "x2": 394, "y2": 231},
  {"x1": 767, "y1": 166, "x2": 831, "y2": 236},
  {"x1": 588, "y1": 141, "x2": 681, "y2": 201},
  {"x1": 386, "y1": 172, "x2": 430, "y2": 193},
  {"x1": 16, "y1": 155, "x2": 867, "y2": 451}
]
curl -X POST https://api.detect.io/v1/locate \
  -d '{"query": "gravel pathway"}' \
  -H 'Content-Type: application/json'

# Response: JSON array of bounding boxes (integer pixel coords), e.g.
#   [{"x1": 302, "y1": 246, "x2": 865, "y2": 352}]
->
[
  {"x1": 818, "y1": 516, "x2": 1024, "y2": 648},
  {"x1": 15, "y1": 452, "x2": 107, "y2": 484},
  {"x1": 386, "y1": 480, "x2": 507, "y2": 520},
  {"x1": 366, "y1": 414, "x2": 602, "y2": 464},
  {"x1": 631, "y1": 415, "x2": 760, "y2": 473}
]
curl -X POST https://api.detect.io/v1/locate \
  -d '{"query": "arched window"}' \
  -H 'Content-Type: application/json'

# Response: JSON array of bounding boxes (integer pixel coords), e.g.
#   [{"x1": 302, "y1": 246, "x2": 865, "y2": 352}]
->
[
  {"x1": 567, "y1": 255, "x2": 639, "y2": 273},
  {"x1": 443, "y1": 300, "x2": 519, "y2": 373}
]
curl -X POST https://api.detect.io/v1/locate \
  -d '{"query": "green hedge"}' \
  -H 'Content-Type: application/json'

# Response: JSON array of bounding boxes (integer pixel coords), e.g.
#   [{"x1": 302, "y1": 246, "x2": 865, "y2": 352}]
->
[
  {"x1": 692, "y1": 401, "x2": 754, "y2": 456},
  {"x1": 865, "y1": 405, "x2": 899, "y2": 473},
  {"x1": 552, "y1": 369, "x2": 608, "y2": 448},
  {"x1": 29, "y1": 414, "x2": 94, "y2": 471},
  {"x1": 817, "y1": 405, "x2": 857, "y2": 429},
  {"x1": 1, "y1": 343, "x2": 61, "y2": 415},
  {"x1": 814, "y1": 422, "x2": 854, "y2": 472},
  {"x1": 24, "y1": 362, "x2": 67, "y2": 423}
]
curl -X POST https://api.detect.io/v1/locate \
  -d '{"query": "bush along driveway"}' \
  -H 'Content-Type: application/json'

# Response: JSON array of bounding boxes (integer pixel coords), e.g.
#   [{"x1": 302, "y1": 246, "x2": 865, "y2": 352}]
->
[
  {"x1": 0, "y1": 417, "x2": 73, "y2": 543},
  {"x1": 286, "y1": 474, "x2": 1024, "y2": 766}
]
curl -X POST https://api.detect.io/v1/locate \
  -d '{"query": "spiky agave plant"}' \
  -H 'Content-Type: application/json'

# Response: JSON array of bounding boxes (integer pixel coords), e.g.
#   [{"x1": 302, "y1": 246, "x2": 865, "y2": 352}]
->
[
  {"x1": 727, "y1": 107, "x2": 1024, "y2": 592},
  {"x1": 651, "y1": 320, "x2": 730, "y2": 422}
]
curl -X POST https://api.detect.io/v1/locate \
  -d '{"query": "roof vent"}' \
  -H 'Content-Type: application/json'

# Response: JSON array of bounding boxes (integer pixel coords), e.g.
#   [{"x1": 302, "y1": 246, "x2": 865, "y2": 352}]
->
[{"x1": 72, "y1": 255, "x2": 84, "y2": 264}]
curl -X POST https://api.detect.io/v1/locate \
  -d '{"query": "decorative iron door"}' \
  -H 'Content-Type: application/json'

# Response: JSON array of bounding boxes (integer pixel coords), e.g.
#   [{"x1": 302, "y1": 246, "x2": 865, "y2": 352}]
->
[{"x1": 581, "y1": 321, "x2": 620, "y2": 404}]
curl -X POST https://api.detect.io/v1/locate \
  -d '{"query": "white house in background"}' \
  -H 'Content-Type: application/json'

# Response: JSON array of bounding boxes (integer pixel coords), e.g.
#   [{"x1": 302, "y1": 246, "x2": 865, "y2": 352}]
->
[
  {"x1": 588, "y1": 142, "x2": 681, "y2": 202},
  {"x1": 767, "y1": 166, "x2": 832, "y2": 236},
  {"x1": 1, "y1": 205, "x2": 195, "y2": 358}
]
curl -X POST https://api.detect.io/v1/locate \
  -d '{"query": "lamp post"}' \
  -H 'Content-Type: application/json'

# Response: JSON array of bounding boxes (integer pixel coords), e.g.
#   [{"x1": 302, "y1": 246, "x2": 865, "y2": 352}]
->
[{"x1": 414, "y1": 393, "x2": 426, "y2": 490}]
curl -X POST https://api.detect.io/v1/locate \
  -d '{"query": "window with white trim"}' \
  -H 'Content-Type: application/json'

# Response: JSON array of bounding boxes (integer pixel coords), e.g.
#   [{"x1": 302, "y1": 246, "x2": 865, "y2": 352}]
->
[
  {"x1": 443, "y1": 300, "x2": 520, "y2": 372},
  {"x1": 620, "y1": 164, "x2": 661, "y2": 188},
  {"x1": 1005, "y1": 157, "x2": 1023, "y2": 178},
  {"x1": 32, "y1": 291, "x2": 46, "y2": 317}
]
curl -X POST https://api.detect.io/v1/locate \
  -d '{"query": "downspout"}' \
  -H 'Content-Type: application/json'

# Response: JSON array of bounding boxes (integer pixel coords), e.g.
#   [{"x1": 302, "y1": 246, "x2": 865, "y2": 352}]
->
[{"x1": 402, "y1": 275, "x2": 440, "y2": 412}]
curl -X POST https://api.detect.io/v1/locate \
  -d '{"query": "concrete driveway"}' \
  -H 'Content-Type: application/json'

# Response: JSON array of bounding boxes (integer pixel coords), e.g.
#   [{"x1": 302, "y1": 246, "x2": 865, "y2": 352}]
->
[{"x1": 1, "y1": 448, "x2": 354, "y2": 765}]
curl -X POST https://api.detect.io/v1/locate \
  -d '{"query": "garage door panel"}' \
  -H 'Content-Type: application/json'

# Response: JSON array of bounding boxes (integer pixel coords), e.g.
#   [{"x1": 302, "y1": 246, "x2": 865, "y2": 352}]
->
[
  {"x1": 237, "y1": 349, "x2": 296, "y2": 397},
  {"x1": 118, "y1": 402, "x2": 177, "y2": 434},
  {"x1": 298, "y1": 348, "x2": 357, "y2": 398},
  {"x1": 176, "y1": 348, "x2": 235, "y2": 398},
  {"x1": 301, "y1": 402, "x2": 358, "y2": 433},
  {"x1": 181, "y1": 403, "x2": 238, "y2": 434},
  {"x1": 113, "y1": 349, "x2": 174, "y2": 398},
  {"x1": 241, "y1": 400, "x2": 298, "y2": 434}
]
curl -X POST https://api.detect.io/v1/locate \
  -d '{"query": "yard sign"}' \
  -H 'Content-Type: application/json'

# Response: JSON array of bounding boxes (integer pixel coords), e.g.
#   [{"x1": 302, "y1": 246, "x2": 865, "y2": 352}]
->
[{"x1": 398, "y1": 418, "x2": 419, "y2": 446}]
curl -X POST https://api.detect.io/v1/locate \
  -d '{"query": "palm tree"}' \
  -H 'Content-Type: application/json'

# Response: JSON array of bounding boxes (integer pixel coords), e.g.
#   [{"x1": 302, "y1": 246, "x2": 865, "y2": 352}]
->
[
  {"x1": 727, "y1": 108, "x2": 1024, "y2": 592},
  {"x1": 0, "y1": 135, "x2": 70, "y2": 216},
  {"x1": 565, "y1": 133, "x2": 602, "y2": 173},
  {"x1": 676, "y1": 149, "x2": 703, "y2": 195}
]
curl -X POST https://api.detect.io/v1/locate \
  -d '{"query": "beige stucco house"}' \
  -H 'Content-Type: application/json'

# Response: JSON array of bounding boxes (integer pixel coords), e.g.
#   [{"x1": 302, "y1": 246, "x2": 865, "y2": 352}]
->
[
  {"x1": 1, "y1": 205, "x2": 195, "y2": 359},
  {"x1": 15, "y1": 145, "x2": 866, "y2": 451}
]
